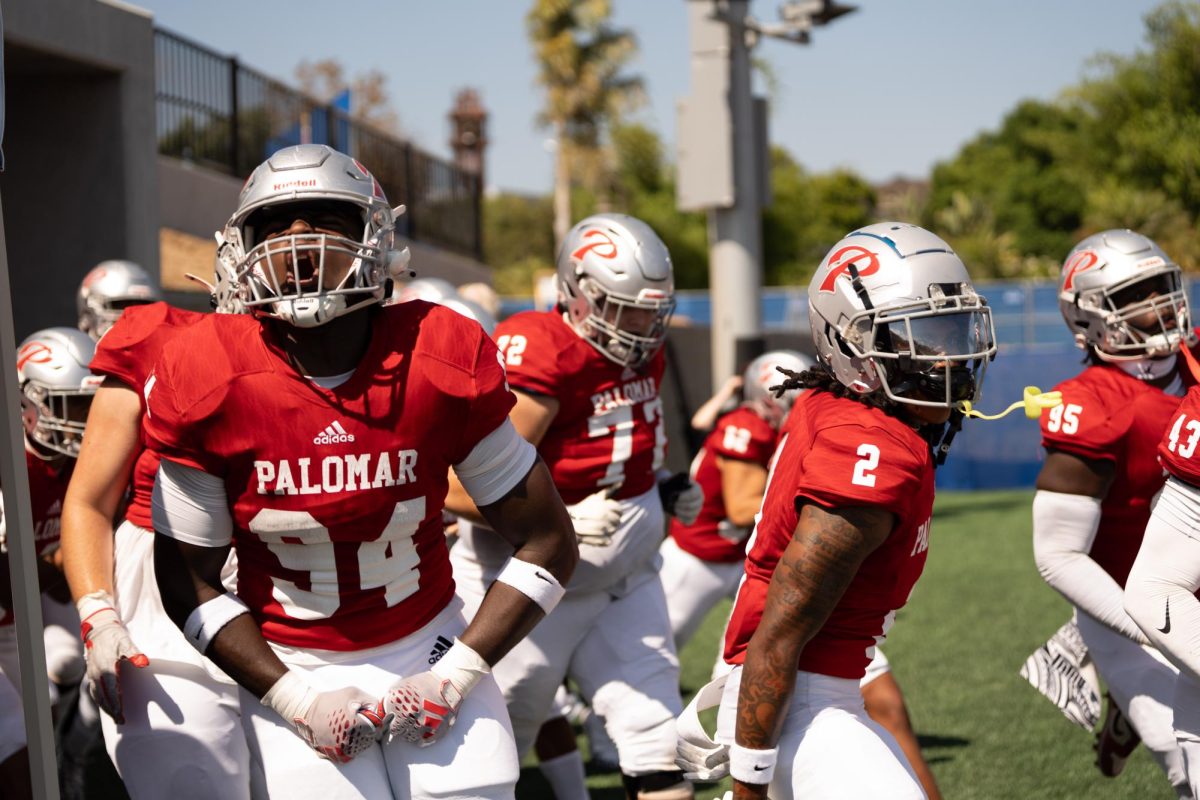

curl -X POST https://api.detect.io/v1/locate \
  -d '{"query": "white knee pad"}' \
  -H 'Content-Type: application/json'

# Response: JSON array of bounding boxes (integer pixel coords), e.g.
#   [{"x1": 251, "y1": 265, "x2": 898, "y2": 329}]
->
[{"x1": 592, "y1": 681, "x2": 681, "y2": 775}]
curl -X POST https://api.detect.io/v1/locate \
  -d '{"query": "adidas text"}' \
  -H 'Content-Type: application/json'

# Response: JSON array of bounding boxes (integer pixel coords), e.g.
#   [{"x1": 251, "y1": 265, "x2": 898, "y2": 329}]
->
[{"x1": 314, "y1": 421, "x2": 356, "y2": 445}]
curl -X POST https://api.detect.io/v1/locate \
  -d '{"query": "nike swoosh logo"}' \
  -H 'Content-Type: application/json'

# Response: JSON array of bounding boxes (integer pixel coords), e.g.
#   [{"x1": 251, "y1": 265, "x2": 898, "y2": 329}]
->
[
  {"x1": 753, "y1": 765, "x2": 767, "y2": 771},
  {"x1": 1159, "y1": 598, "x2": 1172, "y2": 635},
  {"x1": 535, "y1": 571, "x2": 552, "y2": 583}
]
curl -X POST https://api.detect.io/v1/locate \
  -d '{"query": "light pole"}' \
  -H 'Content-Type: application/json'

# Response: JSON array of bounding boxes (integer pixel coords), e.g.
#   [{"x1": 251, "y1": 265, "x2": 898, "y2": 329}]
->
[{"x1": 677, "y1": 0, "x2": 857, "y2": 391}]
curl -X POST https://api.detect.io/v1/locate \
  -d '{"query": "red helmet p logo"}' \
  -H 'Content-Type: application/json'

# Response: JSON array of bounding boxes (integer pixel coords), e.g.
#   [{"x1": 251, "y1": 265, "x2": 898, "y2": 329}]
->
[
  {"x1": 1062, "y1": 250, "x2": 1101, "y2": 292},
  {"x1": 818, "y1": 246, "x2": 881, "y2": 293},
  {"x1": 571, "y1": 229, "x2": 619, "y2": 262},
  {"x1": 17, "y1": 342, "x2": 54, "y2": 372}
]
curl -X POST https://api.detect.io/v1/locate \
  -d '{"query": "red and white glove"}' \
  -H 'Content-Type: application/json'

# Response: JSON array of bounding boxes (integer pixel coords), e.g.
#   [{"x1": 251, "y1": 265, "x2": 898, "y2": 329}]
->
[
  {"x1": 385, "y1": 639, "x2": 490, "y2": 747},
  {"x1": 78, "y1": 591, "x2": 149, "y2": 724},
  {"x1": 262, "y1": 670, "x2": 388, "y2": 763}
]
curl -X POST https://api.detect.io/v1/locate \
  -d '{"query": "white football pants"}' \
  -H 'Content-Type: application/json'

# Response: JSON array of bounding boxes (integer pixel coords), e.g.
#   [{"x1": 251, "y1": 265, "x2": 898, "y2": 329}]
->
[
  {"x1": 245, "y1": 597, "x2": 518, "y2": 800},
  {"x1": 716, "y1": 666, "x2": 925, "y2": 800},
  {"x1": 658, "y1": 535, "x2": 743, "y2": 651},
  {"x1": 1077, "y1": 610, "x2": 1191, "y2": 796},
  {"x1": 99, "y1": 521, "x2": 252, "y2": 799}
]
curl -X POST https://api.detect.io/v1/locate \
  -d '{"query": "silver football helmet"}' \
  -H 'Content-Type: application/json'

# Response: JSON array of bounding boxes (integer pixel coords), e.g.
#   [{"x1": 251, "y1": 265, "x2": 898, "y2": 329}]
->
[
  {"x1": 557, "y1": 213, "x2": 675, "y2": 369},
  {"x1": 17, "y1": 327, "x2": 101, "y2": 459},
  {"x1": 77, "y1": 260, "x2": 162, "y2": 341},
  {"x1": 436, "y1": 296, "x2": 498, "y2": 337},
  {"x1": 395, "y1": 277, "x2": 457, "y2": 305},
  {"x1": 808, "y1": 222, "x2": 996, "y2": 409},
  {"x1": 743, "y1": 350, "x2": 815, "y2": 421},
  {"x1": 1058, "y1": 229, "x2": 1190, "y2": 360},
  {"x1": 213, "y1": 144, "x2": 411, "y2": 327}
]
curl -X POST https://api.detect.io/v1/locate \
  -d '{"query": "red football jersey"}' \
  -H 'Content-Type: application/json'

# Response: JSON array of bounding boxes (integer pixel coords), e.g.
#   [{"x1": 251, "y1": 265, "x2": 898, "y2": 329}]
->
[
  {"x1": 494, "y1": 311, "x2": 667, "y2": 505},
  {"x1": 143, "y1": 303, "x2": 515, "y2": 651},
  {"x1": 723, "y1": 389, "x2": 935, "y2": 680},
  {"x1": 1042, "y1": 363, "x2": 1189, "y2": 588},
  {"x1": 1, "y1": 450, "x2": 71, "y2": 627},
  {"x1": 669, "y1": 405, "x2": 779, "y2": 563},
  {"x1": 89, "y1": 302, "x2": 207, "y2": 530},
  {"x1": 1159, "y1": 385, "x2": 1200, "y2": 488}
]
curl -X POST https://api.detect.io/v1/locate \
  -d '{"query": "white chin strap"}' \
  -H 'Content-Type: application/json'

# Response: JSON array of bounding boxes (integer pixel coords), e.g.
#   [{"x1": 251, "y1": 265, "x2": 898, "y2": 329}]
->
[{"x1": 1113, "y1": 354, "x2": 1177, "y2": 381}]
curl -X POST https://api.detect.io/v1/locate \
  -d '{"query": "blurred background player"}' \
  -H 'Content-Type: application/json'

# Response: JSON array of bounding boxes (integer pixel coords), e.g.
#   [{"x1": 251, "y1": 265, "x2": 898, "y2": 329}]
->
[
  {"x1": 447, "y1": 212, "x2": 703, "y2": 800},
  {"x1": 76, "y1": 261, "x2": 162, "y2": 341},
  {"x1": 145, "y1": 144, "x2": 577, "y2": 798},
  {"x1": 1032, "y1": 230, "x2": 1194, "y2": 796},
  {"x1": 61, "y1": 262, "x2": 255, "y2": 797},
  {"x1": 717, "y1": 223, "x2": 995, "y2": 800},
  {"x1": 1, "y1": 327, "x2": 98, "y2": 800},
  {"x1": 661, "y1": 349, "x2": 811, "y2": 655}
]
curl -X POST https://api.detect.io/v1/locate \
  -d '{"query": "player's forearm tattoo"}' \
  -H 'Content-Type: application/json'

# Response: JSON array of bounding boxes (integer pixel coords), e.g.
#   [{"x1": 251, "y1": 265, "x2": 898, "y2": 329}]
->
[{"x1": 736, "y1": 504, "x2": 889, "y2": 749}]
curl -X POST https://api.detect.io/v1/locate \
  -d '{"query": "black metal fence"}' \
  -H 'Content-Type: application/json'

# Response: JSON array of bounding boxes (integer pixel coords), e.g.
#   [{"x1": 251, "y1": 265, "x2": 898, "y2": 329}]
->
[{"x1": 154, "y1": 28, "x2": 482, "y2": 259}]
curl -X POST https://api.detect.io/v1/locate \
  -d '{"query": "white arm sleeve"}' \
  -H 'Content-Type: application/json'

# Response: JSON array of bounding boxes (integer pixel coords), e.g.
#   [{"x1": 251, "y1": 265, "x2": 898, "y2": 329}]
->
[
  {"x1": 1126, "y1": 477, "x2": 1200, "y2": 682},
  {"x1": 151, "y1": 459, "x2": 234, "y2": 548},
  {"x1": 452, "y1": 418, "x2": 538, "y2": 507},
  {"x1": 1032, "y1": 490, "x2": 1149, "y2": 644}
]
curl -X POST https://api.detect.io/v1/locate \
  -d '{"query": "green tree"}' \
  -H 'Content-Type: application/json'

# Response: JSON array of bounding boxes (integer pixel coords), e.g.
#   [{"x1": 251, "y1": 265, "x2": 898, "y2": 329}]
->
[
  {"x1": 483, "y1": 193, "x2": 556, "y2": 295},
  {"x1": 925, "y1": 1, "x2": 1200, "y2": 274},
  {"x1": 527, "y1": 0, "x2": 644, "y2": 246},
  {"x1": 762, "y1": 148, "x2": 875, "y2": 285},
  {"x1": 925, "y1": 100, "x2": 1085, "y2": 262}
]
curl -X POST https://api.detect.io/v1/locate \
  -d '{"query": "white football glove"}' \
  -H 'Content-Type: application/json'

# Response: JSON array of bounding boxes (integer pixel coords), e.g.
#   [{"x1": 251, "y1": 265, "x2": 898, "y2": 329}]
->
[
  {"x1": 262, "y1": 670, "x2": 387, "y2": 763},
  {"x1": 568, "y1": 489, "x2": 623, "y2": 547},
  {"x1": 385, "y1": 639, "x2": 491, "y2": 747},
  {"x1": 78, "y1": 591, "x2": 148, "y2": 724},
  {"x1": 384, "y1": 670, "x2": 464, "y2": 746},
  {"x1": 676, "y1": 673, "x2": 731, "y2": 781},
  {"x1": 660, "y1": 472, "x2": 705, "y2": 526}
]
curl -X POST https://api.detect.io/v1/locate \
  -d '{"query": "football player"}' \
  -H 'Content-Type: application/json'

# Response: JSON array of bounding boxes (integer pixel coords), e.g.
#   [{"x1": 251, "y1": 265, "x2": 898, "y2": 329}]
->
[
  {"x1": 660, "y1": 349, "x2": 811, "y2": 654},
  {"x1": 1125, "y1": 288, "x2": 1200, "y2": 798},
  {"x1": 61, "y1": 271, "x2": 254, "y2": 795},
  {"x1": 446, "y1": 213, "x2": 703, "y2": 800},
  {"x1": 76, "y1": 260, "x2": 162, "y2": 341},
  {"x1": 1033, "y1": 230, "x2": 1194, "y2": 795},
  {"x1": 145, "y1": 144, "x2": 577, "y2": 798},
  {"x1": 1, "y1": 328, "x2": 98, "y2": 800},
  {"x1": 718, "y1": 223, "x2": 995, "y2": 799},
  {"x1": 671, "y1": 349, "x2": 944, "y2": 799}
]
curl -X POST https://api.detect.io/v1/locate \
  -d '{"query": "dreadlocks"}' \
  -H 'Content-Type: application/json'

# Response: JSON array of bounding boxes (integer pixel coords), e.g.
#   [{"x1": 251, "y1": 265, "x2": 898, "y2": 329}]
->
[
  {"x1": 769, "y1": 365, "x2": 906, "y2": 420},
  {"x1": 769, "y1": 364, "x2": 963, "y2": 466}
]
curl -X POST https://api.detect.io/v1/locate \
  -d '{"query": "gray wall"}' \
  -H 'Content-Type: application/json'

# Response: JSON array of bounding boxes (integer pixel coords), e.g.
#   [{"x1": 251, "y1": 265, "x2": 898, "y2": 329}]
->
[{"x1": 1, "y1": 0, "x2": 158, "y2": 339}]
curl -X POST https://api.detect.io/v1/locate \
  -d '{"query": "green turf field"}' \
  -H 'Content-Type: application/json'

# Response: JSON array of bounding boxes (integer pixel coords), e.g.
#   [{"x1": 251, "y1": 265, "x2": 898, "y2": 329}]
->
[{"x1": 517, "y1": 489, "x2": 1176, "y2": 799}]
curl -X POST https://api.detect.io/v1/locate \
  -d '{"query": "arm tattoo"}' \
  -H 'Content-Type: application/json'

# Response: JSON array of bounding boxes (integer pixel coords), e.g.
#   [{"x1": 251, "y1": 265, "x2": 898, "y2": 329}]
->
[{"x1": 735, "y1": 503, "x2": 892, "y2": 749}]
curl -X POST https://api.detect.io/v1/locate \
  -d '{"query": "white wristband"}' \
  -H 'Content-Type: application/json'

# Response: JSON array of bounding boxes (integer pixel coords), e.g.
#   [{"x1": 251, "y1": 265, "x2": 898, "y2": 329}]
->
[
  {"x1": 494, "y1": 557, "x2": 565, "y2": 615},
  {"x1": 183, "y1": 592, "x2": 251, "y2": 654},
  {"x1": 729, "y1": 743, "x2": 778, "y2": 785},
  {"x1": 262, "y1": 669, "x2": 316, "y2": 723},
  {"x1": 431, "y1": 639, "x2": 491, "y2": 698}
]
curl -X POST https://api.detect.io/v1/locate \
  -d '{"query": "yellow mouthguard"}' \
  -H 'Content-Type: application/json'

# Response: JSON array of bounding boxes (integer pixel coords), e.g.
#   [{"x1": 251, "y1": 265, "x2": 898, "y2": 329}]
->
[{"x1": 958, "y1": 386, "x2": 1063, "y2": 421}]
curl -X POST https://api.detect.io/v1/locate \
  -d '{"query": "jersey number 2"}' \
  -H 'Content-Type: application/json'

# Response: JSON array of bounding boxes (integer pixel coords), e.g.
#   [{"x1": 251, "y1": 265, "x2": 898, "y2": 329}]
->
[{"x1": 852, "y1": 443, "x2": 880, "y2": 488}]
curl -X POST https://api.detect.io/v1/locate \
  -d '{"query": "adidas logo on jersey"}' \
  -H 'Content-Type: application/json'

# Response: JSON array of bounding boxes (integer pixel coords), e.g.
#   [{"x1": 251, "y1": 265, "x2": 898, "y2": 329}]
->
[
  {"x1": 314, "y1": 420, "x2": 355, "y2": 445},
  {"x1": 427, "y1": 635, "x2": 454, "y2": 665}
]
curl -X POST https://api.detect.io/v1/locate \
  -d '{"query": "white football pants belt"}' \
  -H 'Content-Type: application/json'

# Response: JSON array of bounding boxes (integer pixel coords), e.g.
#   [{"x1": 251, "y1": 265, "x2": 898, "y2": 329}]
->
[{"x1": 675, "y1": 673, "x2": 730, "y2": 781}]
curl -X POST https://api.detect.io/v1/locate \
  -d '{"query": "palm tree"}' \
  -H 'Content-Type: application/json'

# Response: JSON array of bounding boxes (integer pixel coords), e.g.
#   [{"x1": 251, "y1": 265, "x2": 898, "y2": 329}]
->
[{"x1": 527, "y1": 0, "x2": 644, "y2": 247}]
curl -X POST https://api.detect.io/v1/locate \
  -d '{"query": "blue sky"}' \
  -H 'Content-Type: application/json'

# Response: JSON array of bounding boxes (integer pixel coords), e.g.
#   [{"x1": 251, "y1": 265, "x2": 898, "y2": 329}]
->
[{"x1": 135, "y1": 0, "x2": 1165, "y2": 195}]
